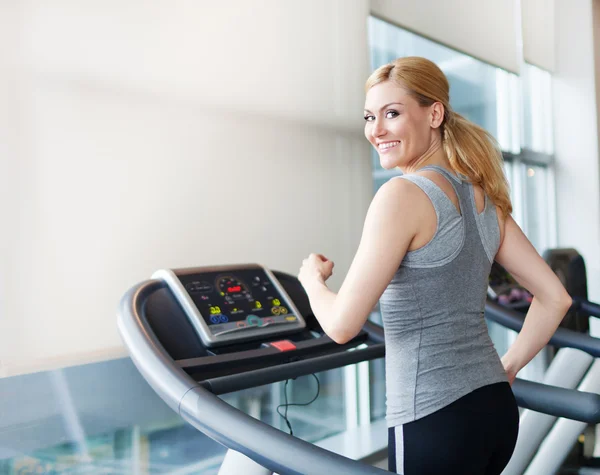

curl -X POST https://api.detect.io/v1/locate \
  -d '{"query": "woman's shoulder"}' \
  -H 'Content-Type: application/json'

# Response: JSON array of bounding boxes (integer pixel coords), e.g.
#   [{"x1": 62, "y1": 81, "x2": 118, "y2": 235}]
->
[
  {"x1": 370, "y1": 177, "x2": 439, "y2": 241},
  {"x1": 378, "y1": 175, "x2": 433, "y2": 205},
  {"x1": 372, "y1": 177, "x2": 432, "y2": 219}
]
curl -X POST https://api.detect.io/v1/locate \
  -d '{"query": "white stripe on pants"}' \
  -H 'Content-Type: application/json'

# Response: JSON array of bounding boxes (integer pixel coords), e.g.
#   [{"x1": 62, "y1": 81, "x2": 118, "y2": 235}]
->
[{"x1": 394, "y1": 425, "x2": 405, "y2": 474}]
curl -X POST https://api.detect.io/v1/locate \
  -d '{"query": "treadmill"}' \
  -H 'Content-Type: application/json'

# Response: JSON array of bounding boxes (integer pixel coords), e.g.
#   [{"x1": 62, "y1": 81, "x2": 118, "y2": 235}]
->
[{"x1": 117, "y1": 264, "x2": 600, "y2": 474}]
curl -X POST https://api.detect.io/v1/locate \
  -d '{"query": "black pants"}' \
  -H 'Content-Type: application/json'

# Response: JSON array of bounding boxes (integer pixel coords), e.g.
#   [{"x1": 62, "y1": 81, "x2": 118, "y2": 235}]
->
[{"x1": 388, "y1": 382, "x2": 519, "y2": 474}]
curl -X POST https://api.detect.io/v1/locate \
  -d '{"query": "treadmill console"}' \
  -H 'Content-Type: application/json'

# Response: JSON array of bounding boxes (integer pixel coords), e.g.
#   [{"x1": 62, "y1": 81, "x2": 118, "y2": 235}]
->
[{"x1": 153, "y1": 264, "x2": 306, "y2": 347}]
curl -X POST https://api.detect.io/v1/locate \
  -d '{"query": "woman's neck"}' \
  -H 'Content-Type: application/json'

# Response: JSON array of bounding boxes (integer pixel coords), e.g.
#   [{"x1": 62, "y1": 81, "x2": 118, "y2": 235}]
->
[{"x1": 402, "y1": 140, "x2": 452, "y2": 175}]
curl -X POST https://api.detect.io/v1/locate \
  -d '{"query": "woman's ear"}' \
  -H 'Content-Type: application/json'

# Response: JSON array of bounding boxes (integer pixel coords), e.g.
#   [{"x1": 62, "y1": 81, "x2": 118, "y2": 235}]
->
[{"x1": 430, "y1": 102, "x2": 445, "y2": 129}]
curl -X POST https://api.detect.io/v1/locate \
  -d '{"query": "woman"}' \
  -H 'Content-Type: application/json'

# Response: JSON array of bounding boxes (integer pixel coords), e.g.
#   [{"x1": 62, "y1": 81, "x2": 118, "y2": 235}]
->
[{"x1": 298, "y1": 57, "x2": 572, "y2": 474}]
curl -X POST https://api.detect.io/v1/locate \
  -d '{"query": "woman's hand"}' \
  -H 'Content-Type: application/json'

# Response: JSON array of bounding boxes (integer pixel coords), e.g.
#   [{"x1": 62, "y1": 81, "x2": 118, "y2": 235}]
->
[{"x1": 298, "y1": 253, "x2": 334, "y2": 287}]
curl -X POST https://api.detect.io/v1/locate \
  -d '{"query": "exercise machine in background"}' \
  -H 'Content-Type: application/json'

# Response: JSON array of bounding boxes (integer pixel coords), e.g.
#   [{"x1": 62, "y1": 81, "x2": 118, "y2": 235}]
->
[{"x1": 488, "y1": 249, "x2": 600, "y2": 475}]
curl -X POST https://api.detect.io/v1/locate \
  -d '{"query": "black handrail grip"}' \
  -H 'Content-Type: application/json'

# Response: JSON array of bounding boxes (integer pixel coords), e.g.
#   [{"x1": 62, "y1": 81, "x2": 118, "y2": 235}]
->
[
  {"x1": 485, "y1": 300, "x2": 600, "y2": 357},
  {"x1": 198, "y1": 343, "x2": 385, "y2": 395},
  {"x1": 572, "y1": 296, "x2": 600, "y2": 318},
  {"x1": 512, "y1": 378, "x2": 600, "y2": 424}
]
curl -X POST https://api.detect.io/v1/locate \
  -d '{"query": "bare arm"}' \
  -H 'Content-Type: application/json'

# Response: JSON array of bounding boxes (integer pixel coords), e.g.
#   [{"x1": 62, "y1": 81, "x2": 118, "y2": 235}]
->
[
  {"x1": 298, "y1": 178, "x2": 421, "y2": 344},
  {"x1": 495, "y1": 215, "x2": 572, "y2": 383}
]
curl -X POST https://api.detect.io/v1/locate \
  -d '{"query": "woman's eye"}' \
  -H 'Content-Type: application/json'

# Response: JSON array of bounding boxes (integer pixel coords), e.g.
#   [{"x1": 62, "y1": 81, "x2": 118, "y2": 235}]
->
[
  {"x1": 364, "y1": 114, "x2": 375, "y2": 122},
  {"x1": 386, "y1": 110, "x2": 399, "y2": 119}
]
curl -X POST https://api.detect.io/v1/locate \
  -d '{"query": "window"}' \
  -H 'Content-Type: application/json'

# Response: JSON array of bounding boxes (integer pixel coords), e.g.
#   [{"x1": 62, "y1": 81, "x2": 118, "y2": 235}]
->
[
  {"x1": 522, "y1": 64, "x2": 554, "y2": 155},
  {"x1": 367, "y1": 17, "x2": 555, "y2": 249},
  {"x1": 222, "y1": 370, "x2": 348, "y2": 442},
  {"x1": 366, "y1": 18, "x2": 556, "y2": 399},
  {"x1": 368, "y1": 16, "x2": 515, "y2": 151},
  {"x1": 522, "y1": 164, "x2": 552, "y2": 252},
  {"x1": 0, "y1": 359, "x2": 350, "y2": 473}
]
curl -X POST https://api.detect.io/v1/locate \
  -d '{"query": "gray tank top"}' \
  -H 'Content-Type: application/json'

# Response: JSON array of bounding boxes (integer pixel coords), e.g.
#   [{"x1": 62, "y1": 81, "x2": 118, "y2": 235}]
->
[{"x1": 381, "y1": 165, "x2": 507, "y2": 428}]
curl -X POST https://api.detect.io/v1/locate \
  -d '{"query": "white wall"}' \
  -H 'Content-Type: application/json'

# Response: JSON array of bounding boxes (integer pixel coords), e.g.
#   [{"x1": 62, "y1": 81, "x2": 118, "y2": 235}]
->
[
  {"x1": 553, "y1": 0, "x2": 600, "y2": 302},
  {"x1": 371, "y1": 0, "x2": 520, "y2": 74},
  {"x1": 6, "y1": 0, "x2": 600, "y2": 378},
  {"x1": 0, "y1": 1, "x2": 23, "y2": 378},
  {"x1": 2, "y1": 0, "x2": 373, "y2": 376}
]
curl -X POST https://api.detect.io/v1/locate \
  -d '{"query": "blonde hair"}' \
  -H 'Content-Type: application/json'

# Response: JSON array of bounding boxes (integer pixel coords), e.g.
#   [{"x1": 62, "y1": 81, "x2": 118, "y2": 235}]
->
[{"x1": 365, "y1": 57, "x2": 512, "y2": 218}]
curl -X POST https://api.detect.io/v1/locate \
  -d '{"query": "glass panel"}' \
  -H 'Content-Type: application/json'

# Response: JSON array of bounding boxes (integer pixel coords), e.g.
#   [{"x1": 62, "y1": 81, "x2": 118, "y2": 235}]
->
[
  {"x1": 366, "y1": 15, "x2": 556, "y2": 420},
  {"x1": 496, "y1": 71, "x2": 522, "y2": 154},
  {"x1": 0, "y1": 358, "x2": 347, "y2": 474},
  {"x1": 522, "y1": 63, "x2": 554, "y2": 154},
  {"x1": 486, "y1": 320, "x2": 512, "y2": 359},
  {"x1": 222, "y1": 369, "x2": 346, "y2": 442},
  {"x1": 503, "y1": 159, "x2": 517, "y2": 205},
  {"x1": 368, "y1": 16, "x2": 514, "y2": 150},
  {"x1": 522, "y1": 163, "x2": 550, "y2": 252},
  {"x1": 368, "y1": 307, "x2": 386, "y2": 421},
  {"x1": 369, "y1": 358, "x2": 386, "y2": 421},
  {"x1": 365, "y1": 17, "x2": 551, "y2": 417}
]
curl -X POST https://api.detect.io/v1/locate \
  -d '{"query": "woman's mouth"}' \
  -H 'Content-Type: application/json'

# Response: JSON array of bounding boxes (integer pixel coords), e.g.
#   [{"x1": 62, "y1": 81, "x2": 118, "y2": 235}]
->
[{"x1": 377, "y1": 141, "x2": 400, "y2": 153}]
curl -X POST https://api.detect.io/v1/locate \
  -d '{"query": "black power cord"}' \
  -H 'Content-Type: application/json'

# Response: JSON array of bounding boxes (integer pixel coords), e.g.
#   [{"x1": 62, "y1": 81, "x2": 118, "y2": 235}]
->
[{"x1": 276, "y1": 373, "x2": 320, "y2": 436}]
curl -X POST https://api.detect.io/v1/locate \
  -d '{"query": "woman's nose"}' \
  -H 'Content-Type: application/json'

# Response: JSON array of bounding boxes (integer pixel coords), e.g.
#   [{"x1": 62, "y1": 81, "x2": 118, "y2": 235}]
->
[{"x1": 372, "y1": 119, "x2": 386, "y2": 138}]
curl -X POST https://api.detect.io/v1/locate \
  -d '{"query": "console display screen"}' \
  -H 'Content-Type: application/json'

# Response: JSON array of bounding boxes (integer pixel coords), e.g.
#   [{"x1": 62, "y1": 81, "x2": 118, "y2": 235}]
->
[{"x1": 177, "y1": 268, "x2": 298, "y2": 336}]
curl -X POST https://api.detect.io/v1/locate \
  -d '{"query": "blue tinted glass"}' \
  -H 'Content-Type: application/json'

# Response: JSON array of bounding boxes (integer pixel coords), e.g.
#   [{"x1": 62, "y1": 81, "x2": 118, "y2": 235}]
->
[
  {"x1": 368, "y1": 16, "x2": 500, "y2": 144},
  {"x1": 522, "y1": 63, "x2": 553, "y2": 154},
  {"x1": 366, "y1": 17, "x2": 519, "y2": 420},
  {"x1": 0, "y1": 358, "x2": 347, "y2": 473}
]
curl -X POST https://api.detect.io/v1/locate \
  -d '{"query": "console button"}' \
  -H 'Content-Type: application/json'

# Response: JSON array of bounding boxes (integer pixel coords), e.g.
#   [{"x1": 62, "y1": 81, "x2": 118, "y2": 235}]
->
[
  {"x1": 247, "y1": 314, "x2": 262, "y2": 326},
  {"x1": 269, "y1": 340, "x2": 296, "y2": 352}
]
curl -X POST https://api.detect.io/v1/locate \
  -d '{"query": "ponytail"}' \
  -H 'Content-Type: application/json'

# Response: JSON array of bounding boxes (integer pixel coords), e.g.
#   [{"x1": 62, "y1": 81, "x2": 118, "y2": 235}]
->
[{"x1": 443, "y1": 111, "x2": 512, "y2": 218}]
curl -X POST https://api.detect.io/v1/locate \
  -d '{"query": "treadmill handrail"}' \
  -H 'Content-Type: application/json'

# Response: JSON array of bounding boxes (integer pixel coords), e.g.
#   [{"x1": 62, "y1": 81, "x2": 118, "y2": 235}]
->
[
  {"x1": 485, "y1": 300, "x2": 600, "y2": 357},
  {"x1": 117, "y1": 280, "x2": 199, "y2": 413},
  {"x1": 572, "y1": 296, "x2": 600, "y2": 318},
  {"x1": 118, "y1": 279, "x2": 389, "y2": 474},
  {"x1": 199, "y1": 343, "x2": 384, "y2": 395},
  {"x1": 119, "y1": 280, "x2": 600, "y2": 475},
  {"x1": 512, "y1": 379, "x2": 600, "y2": 424}
]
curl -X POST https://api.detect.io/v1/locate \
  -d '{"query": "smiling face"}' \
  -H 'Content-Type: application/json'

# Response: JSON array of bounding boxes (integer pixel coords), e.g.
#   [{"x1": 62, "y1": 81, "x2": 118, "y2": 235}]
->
[{"x1": 364, "y1": 80, "x2": 441, "y2": 171}]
